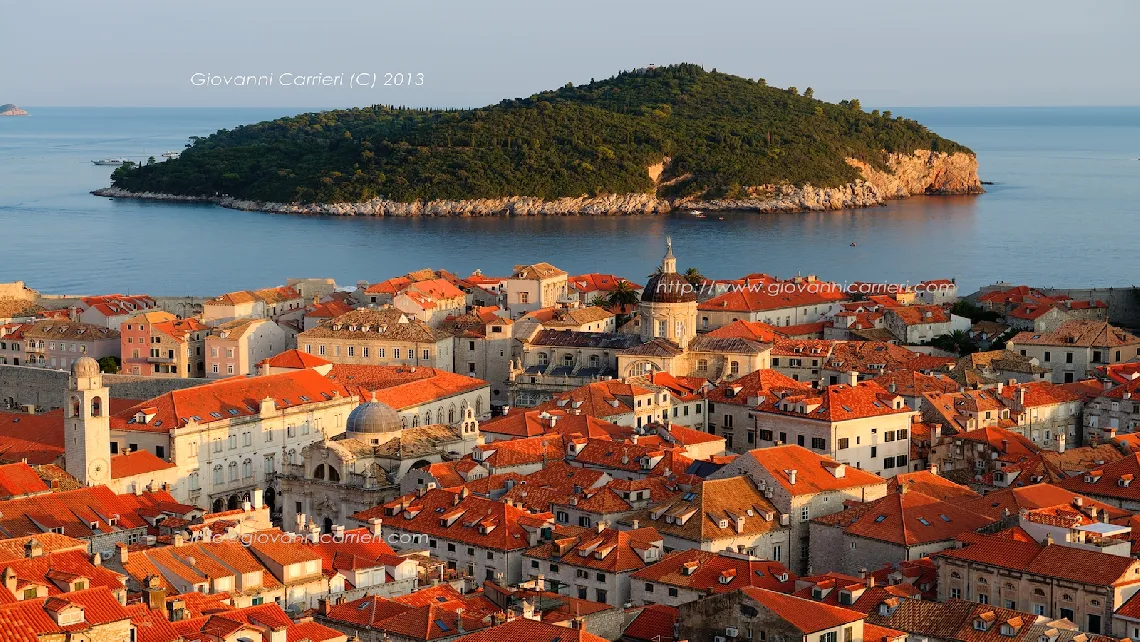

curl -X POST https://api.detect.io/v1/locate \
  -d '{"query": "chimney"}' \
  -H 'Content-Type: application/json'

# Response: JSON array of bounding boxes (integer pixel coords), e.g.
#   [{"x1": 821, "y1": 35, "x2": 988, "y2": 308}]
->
[
  {"x1": 308, "y1": 521, "x2": 321, "y2": 543},
  {"x1": 144, "y1": 575, "x2": 167, "y2": 611},
  {"x1": 23, "y1": 538, "x2": 42, "y2": 559},
  {"x1": 1001, "y1": 439, "x2": 1009, "y2": 453},
  {"x1": 173, "y1": 532, "x2": 184, "y2": 548},
  {"x1": 332, "y1": 524, "x2": 345, "y2": 540},
  {"x1": 242, "y1": 499, "x2": 252, "y2": 512},
  {"x1": 847, "y1": 371, "x2": 859, "y2": 387},
  {"x1": 295, "y1": 512, "x2": 307, "y2": 534},
  {"x1": 866, "y1": 575, "x2": 875, "y2": 589},
  {"x1": 367, "y1": 517, "x2": 383, "y2": 537},
  {"x1": 858, "y1": 568, "x2": 867, "y2": 579},
  {"x1": 319, "y1": 598, "x2": 329, "y2": 615},
  {"x1": 456, "y1": 608, "x2": 466, "y2": 633},
  {"x1": 1017, "y1": 387, "x2": 1027, "y2": 406},
  {"x1": 929, "y1": 464, "x2": 938, "y2": 476},
  {"x1": 117, "y1": 543, "x2": 128, "y2": 564},
  {"x1": 91, "y1": 552, "x2": 102, "y2": 567},
  {"x1": 788, "y1": 469, "x2": 797, "y2": 486},
  {"x1": 2, "y1": 567, "x2": 15, "y2": 594},
  {"x1": 631, "y1": 519, "x2": 640, "y2": 529},
  {"x1": 1045, "y1": 533, "x2": 1054, "y2": 546},
  {"x1": 889, "y1": 382, "x2": 897, "y2": 394},
  {"x1": 596, "y1": 521, "x2": 606, "y2": 534},
  {"x1": 252, "y1": 488, "x2": 264, "y2": 509}
]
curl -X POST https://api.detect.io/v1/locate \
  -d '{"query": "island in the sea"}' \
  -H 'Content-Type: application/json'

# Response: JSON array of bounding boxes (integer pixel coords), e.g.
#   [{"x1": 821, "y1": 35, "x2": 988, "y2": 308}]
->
[
  {"x1": 0, "y1": 104, "x2": 28, "y2": 117},
  {"x1": 97, "y1": 63, "x2": 983, "y2": 216}
]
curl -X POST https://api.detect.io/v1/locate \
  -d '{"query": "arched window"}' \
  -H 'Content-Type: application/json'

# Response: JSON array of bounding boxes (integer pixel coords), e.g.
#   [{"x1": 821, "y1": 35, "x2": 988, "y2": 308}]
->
[
  {"x1": 476, "y1": 398, "x2": 483, "y2": 416},
  {"x1": 213, "y1": 464, "x2": 223, "y2": 485},
  {"x1": 90, "y1": 396, "x2": 102, "y2": 417},
  {"x1": 227, "y1": 461, "x2": 238, "y2": 481},
  {"x1": 563, "y1": 353, "x2": 574, "y2": 367},
  {"x1": 313, "y1": 464, "x2": 326, "y2": 480},
  {"x1": 70, "y1": 396, "x2": 81, "y2": 418},
  {"x1": 424, "y1": 411, "x2": 431, "y2": 425},
  {"x1": 538, "y1": 352, "x2": 549, "y2": 366},
  {"x1": 448, "y1": 405, "x2": 456, "y2": 423},
  {"x1": 977, "y1": 577, "x2": 988, "y2": 585},
  {"x1": 951, "y1": 572, "x2": 962, "y2": 579},
  {"x1": 242, "y1": 459, "x2": 252, "y2": 479},
  {"x1": 1062, "y1": 594, "x2": 1073, "y2": 602},
  {"x1": 1033, "y1": 588, "x2": 1046, "y2": 597},
  {"x1": 412, "y1": 415, "x2": 419, "y2": 428},
  {"x1": 327, "y1": 466, "x2": 341, "y2": 483},
  {"x1": 401, "y1": 416, "x2": 408, "y2": 428},
  {"x1": 287, "y1": 449, "x2": 296, "y2": 464},
  {"x1": 437, "y1": 408, "x2": 444, "y2": 424}
]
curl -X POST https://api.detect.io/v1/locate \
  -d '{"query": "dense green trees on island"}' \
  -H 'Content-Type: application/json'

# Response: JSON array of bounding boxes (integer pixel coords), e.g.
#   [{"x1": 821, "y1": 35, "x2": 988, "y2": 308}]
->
[{"x1": 111, "y1": 64, "x2": 970, "y2": 203}]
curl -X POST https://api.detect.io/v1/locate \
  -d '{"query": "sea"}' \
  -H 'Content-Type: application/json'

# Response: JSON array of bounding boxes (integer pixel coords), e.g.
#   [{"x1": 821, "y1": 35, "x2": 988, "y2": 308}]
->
[{"x1": 0, "y1": 106, "x2": 1138, "y2": 297}]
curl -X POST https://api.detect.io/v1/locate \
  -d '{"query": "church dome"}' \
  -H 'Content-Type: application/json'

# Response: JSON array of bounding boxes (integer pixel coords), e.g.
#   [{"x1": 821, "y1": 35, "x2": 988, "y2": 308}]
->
[
  {"x1": 72, "y1": 356, "x2": 101, "y2": 378},
  {"x1": 641, "y1": 272, "x2": 697, "y2": 304},
  {"x1": 346, "y1": 398, "x2": 401, "y2": 434}
]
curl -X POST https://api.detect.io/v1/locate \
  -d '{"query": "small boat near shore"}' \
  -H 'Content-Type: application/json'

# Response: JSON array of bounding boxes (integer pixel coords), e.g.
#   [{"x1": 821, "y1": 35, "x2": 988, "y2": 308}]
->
[
  {"x1": 161, "y1": 151, "x2": 180, "y2": 159},
  {"x1": 690, "y1": 210, "x2": 706, "y2": 218},
  {"x1": 91, "y1": 158, "x2": 127, "y2": 166}
]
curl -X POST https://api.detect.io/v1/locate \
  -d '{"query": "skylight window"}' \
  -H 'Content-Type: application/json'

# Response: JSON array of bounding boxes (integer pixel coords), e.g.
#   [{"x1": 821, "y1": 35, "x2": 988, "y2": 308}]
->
[
  {"x1": 300, "y1": 395, "x2": 311, "y2": 402},
  {"x1": 841, "y1": 405, "x2": 853, "y2": 412},
  {"x1": 228, "y1": 409, "x2": 239, "y2": 415},
  {"x1": 191, "y1": 415, "x2": 201, "y2": 421},
  {"x1": 683, "y1": 492, "x2": 696, "y2": 501},
  {"x1": 874, "y1": 515, "x2": 887, "y2": 523},
  {"x1": 918, "y1": 517, "x2": 931, "y2": 526},
  {"x1": 210, "y1": 412, "x2": 222, "y2": 419},
  {"x1": 435, "y1": 620, "x2": 451, "y2": 632},
  {"x1": 939, "y1": 514, "x2": 951, "y2": 522}
]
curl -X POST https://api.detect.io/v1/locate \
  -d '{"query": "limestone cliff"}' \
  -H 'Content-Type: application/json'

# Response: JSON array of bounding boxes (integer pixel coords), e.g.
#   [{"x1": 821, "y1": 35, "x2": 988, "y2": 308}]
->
[
  {"x1": 0, "y1": 104, "x2": 28, "y2": 116},
  {"x1": 93, "y1": 149, "x2": 981, "y2": 216}
]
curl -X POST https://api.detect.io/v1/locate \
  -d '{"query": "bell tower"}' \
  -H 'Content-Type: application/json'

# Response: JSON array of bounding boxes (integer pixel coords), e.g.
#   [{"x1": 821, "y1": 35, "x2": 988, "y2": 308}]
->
[{"x1": 65, "y1": 357, "x2": 111, "y2": 486}]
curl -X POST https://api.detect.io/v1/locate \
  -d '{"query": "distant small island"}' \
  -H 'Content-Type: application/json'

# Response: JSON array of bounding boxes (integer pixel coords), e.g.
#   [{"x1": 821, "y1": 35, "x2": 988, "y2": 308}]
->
[
  {"x1": 0, "y1": 104, "x2": 28, "y2": 117},
  {"x1": 99, "y1": 64, "x2": 983, "y2": 216}
]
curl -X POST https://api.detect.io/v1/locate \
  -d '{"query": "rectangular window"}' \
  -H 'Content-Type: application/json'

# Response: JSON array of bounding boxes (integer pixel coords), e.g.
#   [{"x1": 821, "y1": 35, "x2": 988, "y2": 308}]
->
[
  {"x1": 422, "y1": 349, "x2": 430, "y2": 360},
  {"x1": 811, "y1": 437, "x2": 825, "y2": 450},
  {"x1": 883, "y1": 456, "x2": 895, "y2": 469},
  {"x1": 394, "y1": 348, "x2": 401, "y2": 359},
  {"x1": 951, "y1": 588, "x2": 961, "y2": 599},
  {"x1": 884, "y1": 430, "x2": 895, "y2": 442},
  {"x1": 347, "y1": 346, "x2": 355, "y2": 357},
  {"x1": 759, "y1": 429, "x2": 773, "y2": 442},
  {"x1": 837, "y1": 437, "x2": 849, "y2": 450}
]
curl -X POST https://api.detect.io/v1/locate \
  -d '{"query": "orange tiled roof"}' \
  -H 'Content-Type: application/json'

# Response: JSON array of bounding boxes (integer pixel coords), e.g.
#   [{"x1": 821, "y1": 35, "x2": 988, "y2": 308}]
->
[
  {"x1": 327, "y1": 365, "x2": 487, "y2": 411},
  {"x1": 618, "y1": 604, "x2": 678, "y2": 642},
  {"x1": 937, "y1": 532, "x2": 1140, "y2": 586},
  {"x1": 1010, "y1": 320, "x2": 1140, "y2": 348},
  {"x1": 731, "y1": 445, "x2": 886, "y2": 496},
  {"x1": 619, "y1": 476, "x2": 782, "y2": 543},
  {"x1": 0, "y1": 463, "x2": 50, "y2": 499},
  {"x1": 754, "y1": 381, "x2": 911, "y2": 422},
  {"x1": 887, "y1": 470, "x2": 978, "y2": 501},
  {"x1": 741, "y1": 587, "x2": 863, "y2": 634},
  {"x1": 525, "y1": 526, "x2": 662, "y2": 573},
  {"x1": 813, "y1": 489, "x2": 993, "y2": 546},
  {"x1": 698, "y1": 284, "x2": 849, "y2": 313},
  {"x1": 110, "y1": 369, "x2": 352, "y2": 433},
  {"x1": 706, "y1": 369, "x2": 810, "y2": 406},
  {"x1": 632, "y1": 548, "x2": 795, "y2": 593},
  {"x1": 258, "y1": 348, "x2": 332, "y2": 369},
  {"x1": 109, "y1": 450, "x2": 175, "y2": 480}
]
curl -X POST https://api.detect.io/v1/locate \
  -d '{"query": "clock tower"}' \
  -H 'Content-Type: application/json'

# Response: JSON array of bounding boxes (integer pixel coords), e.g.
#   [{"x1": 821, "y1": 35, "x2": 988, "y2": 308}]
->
[{"x1": 65, "y1": 357, "x2": 111, "y2": 486}]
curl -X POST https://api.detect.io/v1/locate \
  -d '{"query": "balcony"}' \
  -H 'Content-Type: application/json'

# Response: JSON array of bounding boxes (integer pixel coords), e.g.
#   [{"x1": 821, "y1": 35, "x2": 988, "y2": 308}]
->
[{"x1": 147, "y1": 355, "x2": 176, "y2": 364}]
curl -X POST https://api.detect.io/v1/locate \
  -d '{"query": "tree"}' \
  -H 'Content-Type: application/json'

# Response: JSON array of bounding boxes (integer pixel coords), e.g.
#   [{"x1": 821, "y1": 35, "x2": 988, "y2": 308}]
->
[
  {"x1": 683, "y1": 267, "x2": 705, "y2": 288},
  {"x1": 849, "y1": 98, "x2": 862, "y2": 112},
  {"x1": 803, "y1": 87, "x2": 814, "y2": 99},
  {"x1": 931, "y1": 330, "x2": 976, "y2": 356},
  {"x1": 787, "y1": 87, "x2": 798, "y2": 96},
  {"x1": 606, "y1": 281, "x2": 641, "y2": 309},
  {"x1": 147, "y1": 156, "x2": 156, "y2": 165},
  {"x1": 98, "y1": 356, "x2": 120, "y2": 374},
  {"x1": 951, "y1": 300, "x2": 1000, "y2": 323},
  {"x1": 589, "y1": 294, "x2": 609, "y2": 308}
]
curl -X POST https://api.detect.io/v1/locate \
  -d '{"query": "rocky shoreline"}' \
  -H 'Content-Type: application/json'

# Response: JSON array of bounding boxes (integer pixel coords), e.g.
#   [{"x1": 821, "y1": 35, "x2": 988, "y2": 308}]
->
[{"x1": 92, "y1": 150, "x2": 982, "y2": 217}]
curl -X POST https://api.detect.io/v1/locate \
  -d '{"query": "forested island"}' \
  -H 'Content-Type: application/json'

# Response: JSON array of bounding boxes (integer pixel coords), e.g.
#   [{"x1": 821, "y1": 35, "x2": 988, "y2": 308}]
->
[
  {"x1": 0, "y1": 104, "x2": 28, "y2": 116},
  {"x1": 100, "y1": 64, "x2": 982, "y2": 216}
]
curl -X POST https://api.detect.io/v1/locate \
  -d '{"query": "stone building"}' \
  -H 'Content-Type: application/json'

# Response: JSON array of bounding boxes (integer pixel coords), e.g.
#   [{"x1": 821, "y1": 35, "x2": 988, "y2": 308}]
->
[
  {"x1": 119, "y1": 310, "x2": 208, "y2": 378},
  {"x1": 629, "y1": 549, "x2": 795, "y2": 607},
  {"x1": 503, "y1": 262, "x2": 570, "y2": 318},
  {"x1": 205, "y1": 318, "x2": 292, "y2": 379},
  {"x1": 521, "y1": 525, "x2": 665, "y2": 607},
  {"x1": 298, "y1": 308, "x2": 454, "y2": 372},
  {"x1": 19, "y1": 322, "x2": 120, "y2": 370},
  {"x1": 510, "y1": 329, "x2": 639, "y2": 407},
  {"x1": 678, "y1": 587, "x2": 867, "y2": 642},
  {"x1": 1007, "y1": 320, "x2": 1140, "y2": 384},
  {"x1": 808, "y1": 487, "x2": 993, "y2": 576},
  {"x1": 709, "y1": 445, "x2": 888, "y2": 574},
  {"x1": 278, "y1": 398, "x2": 482, "y2": 532},
  {"x1": 934, "y1": 532, "x2": 1140, "y2": 635}
]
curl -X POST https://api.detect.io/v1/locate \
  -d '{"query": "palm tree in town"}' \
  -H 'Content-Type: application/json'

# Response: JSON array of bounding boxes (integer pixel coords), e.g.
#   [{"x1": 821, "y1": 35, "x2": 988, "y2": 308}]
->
[
  {"x1": 606, "y1": 281, "x2": 641, "y2": 311},
  {"x1": 683, "y1": 267, "x2": 705, "y2": 289}
]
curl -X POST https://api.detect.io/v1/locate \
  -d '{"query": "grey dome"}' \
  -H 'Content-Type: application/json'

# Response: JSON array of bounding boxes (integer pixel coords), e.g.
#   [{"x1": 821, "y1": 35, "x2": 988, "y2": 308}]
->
[
  {"x1": 347, "y1": 399, "x2": 401, "y2": 434},
  {"x1": 72, "y1": 356, "x2": 101, "y2": 378}
]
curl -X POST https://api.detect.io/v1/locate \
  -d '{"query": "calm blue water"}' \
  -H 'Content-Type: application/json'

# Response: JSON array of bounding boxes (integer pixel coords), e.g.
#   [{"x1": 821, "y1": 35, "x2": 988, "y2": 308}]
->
[{"x1": 1, "y1": 106, "x2": 1138, "y2": 296}]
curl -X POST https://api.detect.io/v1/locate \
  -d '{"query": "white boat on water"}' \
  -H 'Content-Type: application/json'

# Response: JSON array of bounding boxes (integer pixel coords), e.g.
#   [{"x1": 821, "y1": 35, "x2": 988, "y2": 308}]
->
[
  {"x1": 690, "y1": 210, "x2": 706, "y2": 218},
  {"x1": 91, "y1": 158, "x2": 128, "y2": 166}
]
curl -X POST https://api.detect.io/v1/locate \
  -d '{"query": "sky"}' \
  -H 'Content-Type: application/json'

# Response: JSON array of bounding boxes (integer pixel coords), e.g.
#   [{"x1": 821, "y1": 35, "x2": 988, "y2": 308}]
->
[{"x1": 3, "y1": 0, "x2": 1138, "y2": 109}]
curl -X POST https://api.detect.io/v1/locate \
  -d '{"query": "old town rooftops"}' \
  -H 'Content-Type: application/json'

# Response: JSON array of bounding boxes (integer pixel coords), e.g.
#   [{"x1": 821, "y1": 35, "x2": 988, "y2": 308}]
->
[
  {"x1": 823, "y1": 341, "x2": 922, "y2": 374},
  {"x1": 358, "y1": 488, "x2": 553, "y2": 551},
  {"x1": 302, "y1": 308, "x2": 450, "y2": 342},
  {"x1": 631, "y1": 548, "x2": 795, "y2": 593},
  {"x1": 524, "y1": 525, "x2": 663, "y2": 573},
  {"x1": 618, "y1": 476, "x2": 782, "y2": 543},
  {"x1": 528, "y1": 329, "x2": 639, "y2": 350},
  {"x1": 257, "y1": 348, "x2": 331, "y2": 369},
  {"x1": 707, "y1": 369, "x2": 812, "y2": 406},
  {"x1": 754, "y1": 381, "x2": 911, "y2": 422},
  {"x1": 934, "y1": 531, "x2": 1140, "y2": 586},
  {"x1": 1010, "y1": 320, "x2": 1140, "y2": 348},
  {"x1": 813, "y1": 489, "x2": 994, "y2": 546},
  {"x1": 111, "y1": 369, "x2": 352, "y2": 433},
  {"x1": 512, "y1": 263, "x2": 567, "y2": 280},
  {"x1": 728, "y1": 445, "x2": 886, "y2": 495},
  {"x1": 327, "y1": 365, "x2": 487, "y2": 410},
  {"x1": 698, "y1": 282, "x2": 849, "y2": 313},
  {"x1": 21, "y1": 322, "x2": 119, "y2": 341},
  {"x1": 741, "y1": 587, "x2": 864, "y2": 634}
]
